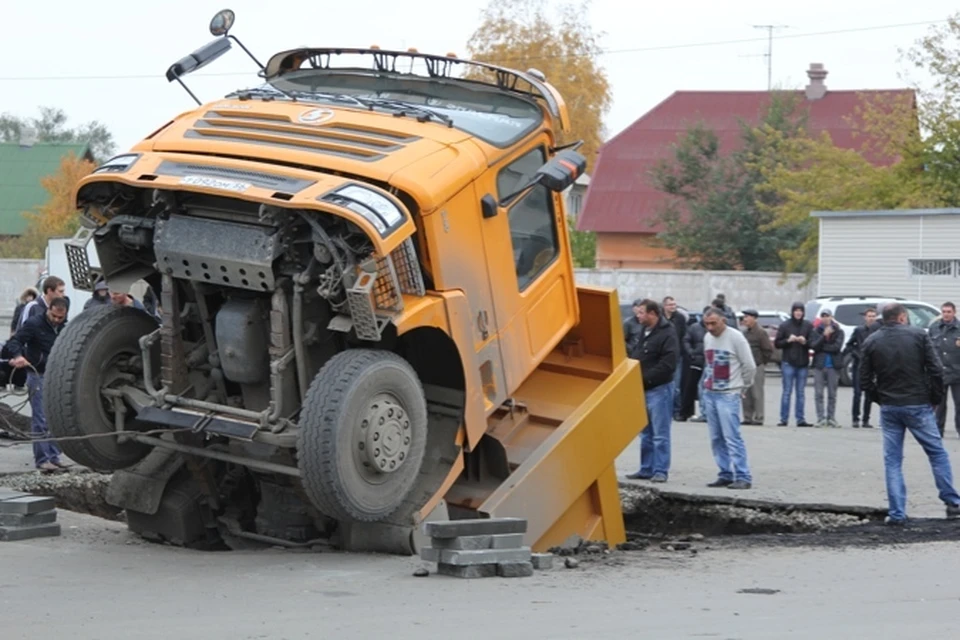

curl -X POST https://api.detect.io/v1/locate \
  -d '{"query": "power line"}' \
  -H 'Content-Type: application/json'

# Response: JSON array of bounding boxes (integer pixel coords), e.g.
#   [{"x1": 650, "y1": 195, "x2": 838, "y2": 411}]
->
[{"x1": 0, "y1": 18, "x2": 947, "y2": 82}]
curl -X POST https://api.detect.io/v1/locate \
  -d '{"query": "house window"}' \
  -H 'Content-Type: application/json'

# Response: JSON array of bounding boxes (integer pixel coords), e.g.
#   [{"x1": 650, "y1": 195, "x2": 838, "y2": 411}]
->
[
  {"x1": 908, "y1": 259, "x2": 958, "y2": 277},
  {"x1": 497, "y1": 147, "x2": 559, "y2": 291},
  {"x1": 569, "y1": 193, "x2": 583, "y2": 215}
]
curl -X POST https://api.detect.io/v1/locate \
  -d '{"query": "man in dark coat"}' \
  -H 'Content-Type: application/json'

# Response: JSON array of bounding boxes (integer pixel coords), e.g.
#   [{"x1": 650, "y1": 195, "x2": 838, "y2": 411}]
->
[
  {"x1": 774, "y1": 302, "x2": 816, "y2": 427},
  {"x1": 843, "y1": 307, "x2": 879, "y2": 428},
  {"x1": 930, "y1": 302, "x2": 960, "y2": 438},
  {"x1": 861, "y1": 302, "x2": 960, "y2": 524},
  {"x1": 625, "y1": 299, "x2": 679, "y2": 483},
  {"x1": 811, "y1": 310, "x2": 845, "y2": 427}
]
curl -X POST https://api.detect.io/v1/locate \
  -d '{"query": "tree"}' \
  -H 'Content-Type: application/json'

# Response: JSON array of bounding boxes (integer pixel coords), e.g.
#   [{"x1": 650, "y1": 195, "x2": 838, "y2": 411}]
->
[
  {"x1": 567, "y1": 215, "x2": 596, "y2": 267},
  {"x1": 0, "y1": 107, "x2": 115, "y2": 162},
  {"x1": 650, "y1": 92, "x2": 809, "y2": 271},
  {"x1": 0, "y1": 153, "x2": 96, "y2": 259},
  {"x1": 465, "y1": 0, "x2": 612, "y2": 172}
]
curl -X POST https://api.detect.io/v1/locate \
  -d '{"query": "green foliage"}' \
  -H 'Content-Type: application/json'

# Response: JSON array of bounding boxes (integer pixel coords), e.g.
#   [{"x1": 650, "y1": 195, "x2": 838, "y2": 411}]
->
[
  {"x1": 567, "y1": 215, "x2": 596, "y2": 267},
  {"x1": 0, "y1": 106, "x2": 115, "y2": 162},
  {"x1": 650, "y1": 91, "x2": 808, "y2": 271}
]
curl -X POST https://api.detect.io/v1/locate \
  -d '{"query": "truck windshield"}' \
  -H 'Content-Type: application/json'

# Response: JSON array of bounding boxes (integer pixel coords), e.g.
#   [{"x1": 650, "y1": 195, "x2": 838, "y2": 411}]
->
[{"x1": 251, "y1": 70, "x2": 544, "y2": 147}]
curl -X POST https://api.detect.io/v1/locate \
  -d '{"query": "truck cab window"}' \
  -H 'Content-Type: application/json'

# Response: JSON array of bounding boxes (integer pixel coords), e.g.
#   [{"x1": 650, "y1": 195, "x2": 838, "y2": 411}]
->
[{"x1": 496, "y1": 147, "x2": 559, "y2": 291}]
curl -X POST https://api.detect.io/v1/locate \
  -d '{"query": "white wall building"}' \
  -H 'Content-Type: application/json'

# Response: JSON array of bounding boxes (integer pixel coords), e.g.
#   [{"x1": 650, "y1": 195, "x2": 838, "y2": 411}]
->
[{"x1": 813, "y1": 208, "x2": 960, "y2": 305}]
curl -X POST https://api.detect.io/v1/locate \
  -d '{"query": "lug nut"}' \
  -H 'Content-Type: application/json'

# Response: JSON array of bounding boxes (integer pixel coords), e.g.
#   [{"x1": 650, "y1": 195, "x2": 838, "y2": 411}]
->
[
  {"x1": 374, "y1": 448, "x2": 380, "y2": 456},
  {"x1": 359, "y1": 442, "x2": 365, "y2": 450}
]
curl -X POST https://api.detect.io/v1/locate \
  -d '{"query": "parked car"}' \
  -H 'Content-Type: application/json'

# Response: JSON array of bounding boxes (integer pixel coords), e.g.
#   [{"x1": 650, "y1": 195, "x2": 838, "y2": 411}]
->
[{"x1": 804, "y1": 296, "x2": 940, "y2": 386}]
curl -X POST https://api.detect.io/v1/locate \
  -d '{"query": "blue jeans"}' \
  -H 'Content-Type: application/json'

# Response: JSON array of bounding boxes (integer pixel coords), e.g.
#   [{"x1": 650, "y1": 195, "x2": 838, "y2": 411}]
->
[
  {"x1": 780, "y1": 363, "x2": 808, "y2": 423},
  {"x1": 880, "y1": 404, "x2": 960, "y2": 521},
  {"x1": 639, "y1": 382, "x2": 674, "y2": 477},
  {"x1": 672, "y1": 363, "x2": 683, "y2": 415},
  {"x1": 702, "y1": 391, "x2": 752, "y2": 483},
  {"x1": 27, "y1": 372, "x2": 62, "y2": 467}
]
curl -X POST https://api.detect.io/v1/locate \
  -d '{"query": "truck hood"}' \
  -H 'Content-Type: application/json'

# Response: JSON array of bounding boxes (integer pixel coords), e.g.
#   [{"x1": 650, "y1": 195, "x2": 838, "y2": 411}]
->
[{"x1": 135, "y1": 99, "x2": 485, "y2": 212}]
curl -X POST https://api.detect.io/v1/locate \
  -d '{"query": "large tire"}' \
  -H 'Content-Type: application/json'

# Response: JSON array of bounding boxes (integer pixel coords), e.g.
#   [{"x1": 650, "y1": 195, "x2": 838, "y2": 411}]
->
[
  {"x1": 297, "y1": 349, "x2": 428, "y2": 522},
  {"x1": 45, "y1": 305, "x2": 158, "y2": 471}
]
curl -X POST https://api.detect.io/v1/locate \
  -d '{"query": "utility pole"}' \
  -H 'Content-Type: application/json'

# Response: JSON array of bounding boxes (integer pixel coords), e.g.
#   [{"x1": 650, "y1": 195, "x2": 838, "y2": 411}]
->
[{"x1": 752, "y1": 24, "x2": 789, "y2": 90}]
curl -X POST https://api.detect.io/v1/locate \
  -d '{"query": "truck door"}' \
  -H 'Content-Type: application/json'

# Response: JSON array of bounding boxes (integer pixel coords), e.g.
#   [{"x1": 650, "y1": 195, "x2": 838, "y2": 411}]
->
[{"x1": 478, "y1": 141, "x2": 578, "y2": 394}]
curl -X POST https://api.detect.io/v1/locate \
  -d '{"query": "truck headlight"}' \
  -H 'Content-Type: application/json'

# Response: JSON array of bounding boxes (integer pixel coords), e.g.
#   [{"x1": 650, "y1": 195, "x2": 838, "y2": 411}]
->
[
  {"x1": 320, "y1": 184, "x2": 405, "y2": 236},
  {"x1": 93, "y1": 153, "x2": 141, "y2": 174}
]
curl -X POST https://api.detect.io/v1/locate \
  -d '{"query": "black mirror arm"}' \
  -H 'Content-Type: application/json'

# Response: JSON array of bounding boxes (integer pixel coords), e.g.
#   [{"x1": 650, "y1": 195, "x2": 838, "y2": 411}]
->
[
  {"x1": 551, "y1": 140, "x2": 585, "y2": 153},
  {"x1": 497, "y1": 175, "x2": 544, "y2": 208},
  {"x1": 229, "y1": 35, "x2": 265, "y2": 70}
]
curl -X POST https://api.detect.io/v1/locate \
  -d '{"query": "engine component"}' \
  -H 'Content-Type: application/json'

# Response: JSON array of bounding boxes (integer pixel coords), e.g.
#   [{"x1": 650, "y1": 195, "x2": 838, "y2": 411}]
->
[{"x1": 215, "y1": 298, "x2": 270, "y2": 385}]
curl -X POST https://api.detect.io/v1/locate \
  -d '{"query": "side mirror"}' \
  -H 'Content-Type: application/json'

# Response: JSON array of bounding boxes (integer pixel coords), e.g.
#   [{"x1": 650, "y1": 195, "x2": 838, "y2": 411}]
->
[
  {"x1": 536, "y1": 150, "x2": 587, "y2": 193},
  {"x1": 210, "y1": 9, "x2": 236, "y2": 36},
  {"x1": 165, "y1": 37, "x2": 233, "y2": 82}
]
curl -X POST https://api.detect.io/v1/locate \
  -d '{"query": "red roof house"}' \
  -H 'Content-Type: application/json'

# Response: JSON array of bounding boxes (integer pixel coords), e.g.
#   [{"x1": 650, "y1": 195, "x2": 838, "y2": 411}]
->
[{"x1": 577, "y1": 63, "x2": 916, "y2": 269}]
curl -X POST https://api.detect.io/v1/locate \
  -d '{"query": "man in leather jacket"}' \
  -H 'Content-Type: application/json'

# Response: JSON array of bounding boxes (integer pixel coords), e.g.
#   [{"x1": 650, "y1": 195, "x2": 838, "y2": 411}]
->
[
  {"x1": 860, "y1": 302, "x2": 960, "y2": 524},
  {"x1": 625, "y1": 299, "x2": 679, "y2": 483},
  {"x1": 930, "y1": 302, "x2": 960, "y2": 438}
]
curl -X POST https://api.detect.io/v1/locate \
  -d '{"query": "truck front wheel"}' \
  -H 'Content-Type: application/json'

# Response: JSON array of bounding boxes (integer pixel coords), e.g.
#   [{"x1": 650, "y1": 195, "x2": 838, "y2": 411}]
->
[
  {"x1": 297, "y1": 349, "x2": 428, "y2": 522},
  {"x1": 44, "y1": 305, "x2": 158, "y2": 471}
]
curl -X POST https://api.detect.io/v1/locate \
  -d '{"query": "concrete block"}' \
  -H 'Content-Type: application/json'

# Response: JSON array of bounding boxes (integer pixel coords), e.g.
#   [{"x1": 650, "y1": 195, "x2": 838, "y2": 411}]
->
[
  {"x1": 531, "y1": 553, "x2": 554, "y2": 570},
  {"x1": 490, "y1": 533, "x2": 525, "y2": 549},
  {"x1": 423, "y1": 517, "x2": 527, "y2": 539},
  {"x1": 0, "y1": 523, "x2": 61, "y2": 541},
  {"x1": 425, "y1": 547, "x2": 531, "y2": 566},
  {"x1": 0, "y1": 489, "x2": 30, "y2": 501},
  {"x1": 0, "y1": 510, "x2": 57, "y2": 527},
  {"x1": 436, "y1": 563, "x2": 497, "y2": 579},
  {"x1": 497, "y1": 561, "x2": 534, "y2": 578},
  {"x1": 0, "y1": 496, "x2": 56, "y2": 515},
  {"x1": 431, "y1": 534, "x2": 492, "y2": 550}
]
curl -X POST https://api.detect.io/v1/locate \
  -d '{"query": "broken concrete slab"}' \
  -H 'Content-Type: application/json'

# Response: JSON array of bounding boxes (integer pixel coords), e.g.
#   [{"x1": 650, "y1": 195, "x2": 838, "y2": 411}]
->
[
  {"x1": 0, "y1": 488, "x2": 30, "y2": 501},
  {"x1": 0, "y1": 523, "x2": 61, "y2": 541},
  {"x1": 490, "y1": 533, "x2": 525, "y2": 549},
  {"x1": 421, "y1": 547, "x2": 531, "y2": 566},
  {"x1": 531, "y1": 553, "x2": 554, "y2": 570},
  {"x1": 0, "y1": 510, "x2": 57, "y2": 527},
  {"x1": 0, "y1": 496, "x2": 56, "y2": 515},
  {"x1": 430, "y1": 534, "x2": 492, "y2": 550},
  {"x1": 497, "y1": 561, "x2": 534, "y2": 578},
  {"x1": 422, "y1": 517, "x2": 527, "y2": 539},
  {"x1": 436, "y1": 563, "x2": 497, "y2": 579}
]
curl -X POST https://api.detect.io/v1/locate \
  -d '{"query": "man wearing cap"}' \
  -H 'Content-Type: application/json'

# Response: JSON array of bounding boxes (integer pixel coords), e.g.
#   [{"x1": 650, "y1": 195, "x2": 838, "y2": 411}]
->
[
  {"x1": 812, "y1": 310, "x2": 845, "y2": 428},
  {"x1": 741, "y1": 310, "x2": 774, "y2": 425},
  {"x1": 83, "y1": 280, "x2": 111, "y2": 311}
]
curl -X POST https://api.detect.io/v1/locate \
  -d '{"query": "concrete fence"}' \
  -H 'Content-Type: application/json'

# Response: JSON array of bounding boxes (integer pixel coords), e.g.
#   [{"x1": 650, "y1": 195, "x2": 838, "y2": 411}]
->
[
  {"x1": 0, "y1": 260, "x2": 46, "y2": 338},
  {"x1": 574, "y1": 268, "x2": 819, "y2": 313}
]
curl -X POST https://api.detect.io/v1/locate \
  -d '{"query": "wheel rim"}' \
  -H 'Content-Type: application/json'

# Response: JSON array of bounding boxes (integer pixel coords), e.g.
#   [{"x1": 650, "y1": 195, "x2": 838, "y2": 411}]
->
[
  {"x1": 354, "y1": 393, "x2": 412, "y2": 482},
  {"x1": 95, "y1": 350, "x2": 141, "y2": 425}
]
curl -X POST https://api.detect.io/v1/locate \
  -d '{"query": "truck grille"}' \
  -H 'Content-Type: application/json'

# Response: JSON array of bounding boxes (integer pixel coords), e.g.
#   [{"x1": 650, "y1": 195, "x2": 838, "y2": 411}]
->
[{"x1": 186, "y1": 111, "x2": 421, "y2": 163}]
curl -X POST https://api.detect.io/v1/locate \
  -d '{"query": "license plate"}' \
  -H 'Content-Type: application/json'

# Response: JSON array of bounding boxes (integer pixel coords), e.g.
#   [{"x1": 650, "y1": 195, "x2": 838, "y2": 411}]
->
[{"x1": 179, "y1": 175, "x2": 251, "y2": 193}]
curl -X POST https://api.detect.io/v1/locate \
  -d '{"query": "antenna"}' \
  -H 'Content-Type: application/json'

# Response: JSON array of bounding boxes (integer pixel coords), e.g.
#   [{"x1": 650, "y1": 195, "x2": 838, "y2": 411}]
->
[{"x1": 751, "y1": 24, "x2": 790, "y2": 90}]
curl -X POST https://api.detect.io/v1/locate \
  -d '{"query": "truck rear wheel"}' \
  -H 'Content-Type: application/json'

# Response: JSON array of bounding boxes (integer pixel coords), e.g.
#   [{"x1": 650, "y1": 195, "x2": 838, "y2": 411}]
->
[
  {"x1": 297, "y1": 349, "x2": 428, "y2": 522},
  {"x1": 45, "y1": 305, "x2": 158, "y2": 471}
]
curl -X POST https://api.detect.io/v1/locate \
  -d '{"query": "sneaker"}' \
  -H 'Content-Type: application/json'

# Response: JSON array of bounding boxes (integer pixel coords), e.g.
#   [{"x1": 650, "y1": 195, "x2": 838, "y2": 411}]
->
[
  {"x1": 626, "y1": 471, "x2": 652, "y2": 480},
  {"x1": 727, "y1": 480, "x2": 752, "y2": 490},
  {"x1": 852, "y1": 421, "x2": 861, "y2": 429},
  {"x1": 862, "y1": 422, "x2": 874, "y2": 429},
  {"x1": 650, "y1": 473, "x2": 668, "y2": 483},
  {"x1": 884, "y1": 516, "x2": 906, "y2": 526},
  {"x1": 947, "y1": 504, "x2": 960, "y2": 519},
  {"x1": 707, "y1": 478, "x2": 733, "y2": 488},
  {"x1": 814, "y1": 420, "x2": 827, "y2": 428},
  {"x1": 828, "y1": 419, "x2": 841, "y2": 429},
  {"x1": 797, "y1": 421, "x2": 814, "y2": 427}
]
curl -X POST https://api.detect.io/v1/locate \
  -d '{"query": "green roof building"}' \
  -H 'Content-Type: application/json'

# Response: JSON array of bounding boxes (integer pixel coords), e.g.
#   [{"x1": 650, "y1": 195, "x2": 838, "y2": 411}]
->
[{"x1": 0, "y1": 141, "x2": 94, "y2": 236}]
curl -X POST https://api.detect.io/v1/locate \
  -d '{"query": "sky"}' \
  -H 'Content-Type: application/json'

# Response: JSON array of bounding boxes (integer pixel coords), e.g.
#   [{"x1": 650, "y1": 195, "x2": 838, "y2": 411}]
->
[{"x1": 0, "y1": 0, "x2": 955, "y2": 155}]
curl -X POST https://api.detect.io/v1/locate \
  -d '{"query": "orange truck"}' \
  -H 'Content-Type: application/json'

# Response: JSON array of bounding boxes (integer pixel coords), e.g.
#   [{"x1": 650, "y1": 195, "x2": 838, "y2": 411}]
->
[{"x1": 46, "y1": 9, "x2": 645, "y2": 553}]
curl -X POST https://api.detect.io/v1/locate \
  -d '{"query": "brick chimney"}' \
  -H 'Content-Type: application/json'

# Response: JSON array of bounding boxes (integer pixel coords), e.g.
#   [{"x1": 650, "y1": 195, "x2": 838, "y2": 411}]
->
[{"x1": 805, "y1": 63, "x2": 828, "y2": 100}]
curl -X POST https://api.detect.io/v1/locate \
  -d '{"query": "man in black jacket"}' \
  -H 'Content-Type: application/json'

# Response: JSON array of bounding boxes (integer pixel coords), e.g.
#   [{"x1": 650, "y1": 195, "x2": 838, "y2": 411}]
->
[
  {"x1": 861, "y1": 302, "x2": 960, "y2": 524},
  {"x1": 625, "y1": 299, "x2": 679, "y2": 483},
  {"x1": 663, "y1": 296, "x2": 687, "y2": 418},
  {"x1": 774, "y1": 302, "x2": 816, "y2": 427},
  {"x1": 812, "y1": 310, "x2": 845, "y2": 428},
  {"x1": 843, "y1": 307, "x2": 878, "y2": 428},
  {"x1": 930, "y1": 302, "x2": 960, "y2": 438},
  {"x1": 623, "y1": 298, "x2": 645, "y2": 360},
  {"x1": 681, "y1": 308, "x2": 709, "y2": 421},
  {"x1": 6, "y1": 297, "x2": 69, "y2": 473}
]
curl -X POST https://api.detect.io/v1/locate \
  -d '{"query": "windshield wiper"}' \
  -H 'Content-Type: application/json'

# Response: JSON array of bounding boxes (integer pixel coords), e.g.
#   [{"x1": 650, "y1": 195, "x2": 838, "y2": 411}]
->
[{"x1": 353, "y1": 97, "x2": 454, "y2": 127}]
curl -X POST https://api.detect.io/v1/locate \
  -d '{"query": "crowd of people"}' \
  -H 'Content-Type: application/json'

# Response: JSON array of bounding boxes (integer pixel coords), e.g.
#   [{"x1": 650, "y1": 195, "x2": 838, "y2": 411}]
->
[
  {"x1": 623, "y1": 294, "x2": 960, "y2": 525},
  {"x1": 1, "y1": 275, "x2": 159, "y2": 474}
]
